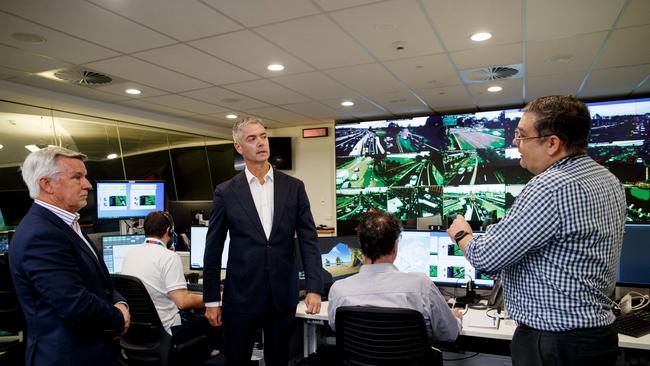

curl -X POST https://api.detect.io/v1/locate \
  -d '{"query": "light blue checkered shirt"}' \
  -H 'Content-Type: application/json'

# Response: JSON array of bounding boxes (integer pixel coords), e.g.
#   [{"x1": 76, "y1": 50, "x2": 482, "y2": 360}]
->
[{"x1": 466, "y1": 154, "x2": 626, "y2": 331}]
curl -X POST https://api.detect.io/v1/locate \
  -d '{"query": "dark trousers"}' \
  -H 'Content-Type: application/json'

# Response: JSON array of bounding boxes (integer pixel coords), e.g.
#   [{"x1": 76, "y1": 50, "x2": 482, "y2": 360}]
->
[
  {"x1": 510, "y1": 323, "x2": 619, "y2": 366},
  {"x1": 171, "y1": 310, "x2": 223, "y2": 361},
  {"x1": 222, "y1": 302, "x2": 296, "y2": 366}
]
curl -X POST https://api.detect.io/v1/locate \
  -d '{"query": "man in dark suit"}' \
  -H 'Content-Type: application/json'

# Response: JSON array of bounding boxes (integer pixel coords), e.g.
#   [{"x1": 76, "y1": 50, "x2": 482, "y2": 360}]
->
[
  {"x1": 204, "y1": 117, "x2": 323, "y2": 366},
  {"x1": 9, "y1": 147, "x2": 130, "y2": 366}
]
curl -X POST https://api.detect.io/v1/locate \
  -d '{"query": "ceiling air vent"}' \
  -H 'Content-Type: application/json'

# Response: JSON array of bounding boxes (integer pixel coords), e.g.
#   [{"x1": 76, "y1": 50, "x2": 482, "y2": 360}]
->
[
  {"x1": 460, "y1": 64, "x2": 522, "y2": 84},
  {"x1": 53, "y1": 68, "x2": 112, "y2": 85}
]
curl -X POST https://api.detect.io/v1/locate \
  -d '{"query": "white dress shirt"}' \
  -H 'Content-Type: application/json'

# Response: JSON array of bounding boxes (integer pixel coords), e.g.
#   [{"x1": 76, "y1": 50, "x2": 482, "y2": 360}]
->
[
  {"x1": 34, "y1": 199, "x2": 97, "y2": 259},
  {"x1": 244, "y1": 164, "x2": 274, "y2": 240}
]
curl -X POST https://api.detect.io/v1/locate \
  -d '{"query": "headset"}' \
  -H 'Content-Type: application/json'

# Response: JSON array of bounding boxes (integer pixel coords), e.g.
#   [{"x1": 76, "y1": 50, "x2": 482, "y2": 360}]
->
[{"x1": 160, "y1": 211, "x2": 177, "y2": 250}]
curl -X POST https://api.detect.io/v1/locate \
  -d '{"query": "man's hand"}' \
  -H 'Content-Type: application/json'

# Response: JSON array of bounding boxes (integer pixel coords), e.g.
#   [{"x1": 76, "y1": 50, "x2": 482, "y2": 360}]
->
[
  {"x1": 205, "y1": 306, "x2": 222, "y2": 327},
  {"x1": 447, "y1": 214, "x2": 473, "y2": 241},
  {"x1": 304, "y1": 292, "x2": 322, "y2": 314},
  {"x1": 114, "y1": 302, "x2": 130, "y2": 335},
  {"x1": 451, "y1": 308, "x2": 463, "y2": 320}
]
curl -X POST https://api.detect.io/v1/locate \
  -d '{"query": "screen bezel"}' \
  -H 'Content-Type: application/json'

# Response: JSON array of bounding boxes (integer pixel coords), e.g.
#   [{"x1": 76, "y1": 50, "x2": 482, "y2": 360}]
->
[
  {"x1": 95, "y1": 180, "x2": 165, "y2": 220},
  {"x1": 616, "y1": 224, "x2": 650, "y2": 288}
]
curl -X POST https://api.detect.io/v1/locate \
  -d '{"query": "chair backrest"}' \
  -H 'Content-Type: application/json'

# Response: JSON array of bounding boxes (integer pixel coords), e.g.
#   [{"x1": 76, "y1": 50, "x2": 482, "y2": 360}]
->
[
  {"x1": 335, "y1": 306, "x2": 440, "y2": 366},
  {"x1": 110, "y1": 274, "x2": 172, "y2": 366}
]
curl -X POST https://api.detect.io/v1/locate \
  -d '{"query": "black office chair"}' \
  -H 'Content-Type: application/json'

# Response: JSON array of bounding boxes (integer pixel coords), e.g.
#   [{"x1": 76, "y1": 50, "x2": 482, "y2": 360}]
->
[
  {"x1": 0, "y1": 254, "x2": 26, "y2": 365},
  {"x1": 335, "y1": 306, "x2": 442, "y2": 366},
  {"x1": 110, "y1": 274, "x2": 210, "y2": 366}
]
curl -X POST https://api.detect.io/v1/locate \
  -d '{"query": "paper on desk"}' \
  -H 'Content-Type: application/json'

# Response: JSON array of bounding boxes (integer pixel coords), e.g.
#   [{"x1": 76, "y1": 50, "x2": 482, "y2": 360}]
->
[{"x1": 463, "y1": 313, "x2": 500, "y2": 329}]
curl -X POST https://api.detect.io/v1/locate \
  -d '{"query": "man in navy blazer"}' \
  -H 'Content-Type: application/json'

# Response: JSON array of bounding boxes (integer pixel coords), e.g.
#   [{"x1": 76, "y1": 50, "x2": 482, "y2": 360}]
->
[
  {"x1": 9, "y1": 147, "x2": 130, "y2": 366},
  {"x1": 204, "y1": 117, "x2": 323, "y2": 366}
]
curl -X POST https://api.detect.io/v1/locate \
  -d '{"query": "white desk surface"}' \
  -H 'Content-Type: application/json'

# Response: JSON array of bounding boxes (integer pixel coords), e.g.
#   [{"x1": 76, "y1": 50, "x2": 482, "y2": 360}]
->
[{"x1": 295, "y1": 301, "x2": 650, "y2": 350}]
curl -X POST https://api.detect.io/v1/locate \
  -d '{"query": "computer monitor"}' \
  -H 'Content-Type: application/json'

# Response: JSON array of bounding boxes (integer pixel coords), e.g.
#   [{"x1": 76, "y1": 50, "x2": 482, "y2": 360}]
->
[
  {"x1": 394, "y1": 230, "x2": 494, "y2": 288},
  {"x1": 101, "y1": 234, "x2": 145, "y2": 274},
  {"x1": 96, "y1": 181, "x2": 165, "y2": 220},
  {"x1": 617, "y1": 224, "x2": 650, "y2": 287},
  {"x1": 319, "y1": 236, "x2": 362, "y2": 280},
  {"x1": 189, "y1": 226, "x2": 229, "y2": 270},
  {"x1": 0, "y1": 232, "x2": 9, "y2": 255}
]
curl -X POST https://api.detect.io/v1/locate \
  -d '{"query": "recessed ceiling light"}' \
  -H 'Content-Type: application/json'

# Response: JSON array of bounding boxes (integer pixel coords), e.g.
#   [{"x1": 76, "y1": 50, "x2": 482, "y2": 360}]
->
[
  {"x1": 107, "y1": 153, "x2": 118, "y2": 160},
  {"x1": 341, "y1": 101, "x2": 355, "y2": 107},
  {"x1": 0, "y1": 144, "x2": 3, "y2": 150},
  {"x1": 226, "y1": 114, "x2": 238, "y2": 119},
  {"x1": 470, "y1": 32, "x2": 492, "y2": 42},
  {"x1": 487, "y1": 86, "x2": 503, "y2": 93},
  {"x1": 11, "y1": 32, "x2": 47, "y2": 44},
  {"x1": 125, "y1": 88, "x2": 141, "y2": 95},
  {"x1": 267, "y1": 64, "x2": 285, "y2": 71},
  {"x1": 25, "y1": 145, "x2": 40, "y2": 152}
]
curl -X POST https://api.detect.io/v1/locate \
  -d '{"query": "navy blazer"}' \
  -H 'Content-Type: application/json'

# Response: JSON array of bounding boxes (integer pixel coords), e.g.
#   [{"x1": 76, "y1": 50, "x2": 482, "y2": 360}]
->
[
  {"x1": 203, "y1": 170, "x2": 323, "y2": 313},
  {"x1": 9, "y1": 203, "x2": 126, "y2": 366}
]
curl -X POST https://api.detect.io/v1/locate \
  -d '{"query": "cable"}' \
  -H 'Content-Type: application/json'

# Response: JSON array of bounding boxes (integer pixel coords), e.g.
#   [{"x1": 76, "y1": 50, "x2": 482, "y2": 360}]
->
[{"x1": 443, "y1": 352, "x2": 480, "y2": 361}]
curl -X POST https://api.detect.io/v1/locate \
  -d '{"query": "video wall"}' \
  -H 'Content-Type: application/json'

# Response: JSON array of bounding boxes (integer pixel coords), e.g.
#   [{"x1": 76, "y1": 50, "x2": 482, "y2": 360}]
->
[{"x1": 335, "y1": 97, "x2": 650, "y2": 227}]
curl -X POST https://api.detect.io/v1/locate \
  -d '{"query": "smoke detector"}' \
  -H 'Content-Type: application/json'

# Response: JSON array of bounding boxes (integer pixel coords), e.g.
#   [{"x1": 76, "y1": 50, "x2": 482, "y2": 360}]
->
[
  {"x1": 460, "y1": 64, "x2": 522, "y2": 84},
  {"x1": 52, "y1": 68, "x2": 113, "y2": 85}
]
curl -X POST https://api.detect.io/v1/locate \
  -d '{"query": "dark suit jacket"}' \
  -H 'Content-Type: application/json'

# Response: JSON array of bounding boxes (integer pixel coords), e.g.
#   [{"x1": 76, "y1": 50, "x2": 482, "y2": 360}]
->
[
  {"x1": 8, "y1": 203, "x2": 126, "y2": 366},
  {"x1": 203, "y1": 170, "x2": 323, "y2": 313}
]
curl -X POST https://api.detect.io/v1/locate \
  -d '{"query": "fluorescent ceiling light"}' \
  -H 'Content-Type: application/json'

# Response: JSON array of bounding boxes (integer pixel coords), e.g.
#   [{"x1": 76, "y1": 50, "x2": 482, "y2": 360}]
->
[
  {"x1": 25, "y1": 145, "x2": 40, "y2": 152},
  {"x1": 107, "y1": 153, "x2": 118, "y2": 159},
  {"x1": 341, "y1": 101, "x2": 355, "y2": 107},
  {"x1": 267, "y1": 64, "x2": 285, "y2": 71},
  {"x1": 226, "y1": 114, "x2": 238, "y2": 119},
  {"x1": 470, "y1": 32, "x2": 492, "y2": 42},
  {"x1": 487, "y1": 86, "x2": 503, "y2": 93},
  {"x1": 125, "y1": 88, "x2": 141, "y2": 95}
]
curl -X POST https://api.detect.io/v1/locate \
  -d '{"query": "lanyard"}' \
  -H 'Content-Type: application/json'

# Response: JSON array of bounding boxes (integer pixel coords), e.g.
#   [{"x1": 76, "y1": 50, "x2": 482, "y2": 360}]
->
[{"x1": 144, "y1": 238, "x2": 166, "y2": 247}]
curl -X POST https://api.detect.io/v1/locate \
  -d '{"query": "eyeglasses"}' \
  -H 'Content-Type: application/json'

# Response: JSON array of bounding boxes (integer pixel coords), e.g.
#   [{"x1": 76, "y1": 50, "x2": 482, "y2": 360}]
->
[{"x1": 514, "y1": 130, "x2": 552, "y2": 142}]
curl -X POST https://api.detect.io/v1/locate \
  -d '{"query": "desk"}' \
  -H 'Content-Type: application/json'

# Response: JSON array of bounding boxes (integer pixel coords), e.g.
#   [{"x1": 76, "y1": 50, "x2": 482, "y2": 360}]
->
[{"x1": 295, "y1": 301, "x2": 650, "y2": 357}]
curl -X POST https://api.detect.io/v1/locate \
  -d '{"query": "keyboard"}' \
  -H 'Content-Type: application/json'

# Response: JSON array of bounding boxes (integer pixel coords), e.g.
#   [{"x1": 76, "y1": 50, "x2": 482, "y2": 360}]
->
[
  {"x1": 614, "y1": 311, "x2": 650, "y2": 338},
  {"x1": 186, "y1": 282, "x2": 203, "y2": 292}
]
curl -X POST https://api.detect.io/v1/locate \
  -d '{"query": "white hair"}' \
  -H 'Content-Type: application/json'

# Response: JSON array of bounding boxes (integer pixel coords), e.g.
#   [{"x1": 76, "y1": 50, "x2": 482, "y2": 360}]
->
[
  {"x1": 232, "y1": 117, "x2": 265, "y2": 143},
  {"x1": 21, "y1": 146, "x2": 87, "y2": 199}
]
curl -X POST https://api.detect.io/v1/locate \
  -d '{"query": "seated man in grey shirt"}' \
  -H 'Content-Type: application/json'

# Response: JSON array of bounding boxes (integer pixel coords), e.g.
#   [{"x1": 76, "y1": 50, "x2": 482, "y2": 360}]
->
[{"x1": 328, "y1": 210, "x2": 462, "y2": 342}]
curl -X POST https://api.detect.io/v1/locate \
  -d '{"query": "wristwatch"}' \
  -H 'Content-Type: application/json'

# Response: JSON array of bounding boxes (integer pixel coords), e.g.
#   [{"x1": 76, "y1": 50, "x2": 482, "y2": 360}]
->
[{"x1": 454, "y1": 230, "x2": 470, "y2": 243}]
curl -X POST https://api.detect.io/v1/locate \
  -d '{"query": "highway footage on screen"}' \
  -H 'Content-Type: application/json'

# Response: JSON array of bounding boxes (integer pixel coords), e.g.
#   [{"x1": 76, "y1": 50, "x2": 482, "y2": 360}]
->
[{"x1": 335, "y1": 98, "x2": 650, "y2": 224}]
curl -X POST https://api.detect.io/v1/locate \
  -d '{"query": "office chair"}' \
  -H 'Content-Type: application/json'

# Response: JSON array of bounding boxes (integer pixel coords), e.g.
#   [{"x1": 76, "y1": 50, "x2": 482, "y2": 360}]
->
[
  {"x1": 335, "y1": 306, "x2": 442, "y2": 366},
  {"x1": 0, "y1": 255, "x2": 26, "y2": 365},
  {"x1": 110, "y1": 274, "x2": 210, "y2": 366}
]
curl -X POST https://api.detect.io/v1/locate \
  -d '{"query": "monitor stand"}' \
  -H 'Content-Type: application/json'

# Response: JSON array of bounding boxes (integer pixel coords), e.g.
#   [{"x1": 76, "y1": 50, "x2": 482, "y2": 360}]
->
[{"x1": 455, "y1": 279, "x2": 478, "y2": 306}]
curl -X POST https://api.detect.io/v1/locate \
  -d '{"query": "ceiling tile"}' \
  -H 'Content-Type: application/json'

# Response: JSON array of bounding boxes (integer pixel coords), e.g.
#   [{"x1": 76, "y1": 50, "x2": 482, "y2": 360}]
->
[
  {"x1": 632, "y1": 76, "x2": 650, "y2": 95},
  {"x1": 283, "y1": 101, "x2": 352, "y2": 120},
  {"x1": 312, "y1": 0, "x2": 383, "y2": 11},
  {"x1": 525, "y1": 71, "x2": 585, "y2": 101},
  {"x1": 526, "y1": 32, "x2": 607, "y2": 77},
  {"x1": 190, "y1": 30, "x2": 313, "y2": 77},
  {"x1": 580, "y1": 64, "x2": 650, "y2": 99},
  {"x1": 321, "y1": 98, "x2": 388, "y2": 119},
  {"x1": 88, "y1": 0, "x2": 242, "y2": 41},
  {"x1": 0, "y1": 12, "x2": 119, "y2": 64},
  {"x1": 0, "y1": 66, "x2": 27, "y2": 80},
  {"x1": 132, "y1": 44, "x2": 259, "y2": 85},
  {"x1": 242, "y1": 106, "x2": 313, "y2": 124},
  {"x1": 595, "y1": 25, "x2": 650, "y2": 69},
  {"x1": 330, "y1": 0, "x2": 443, "y2": 61},
  {"x1": 9, "y1": 74, "x2": 127, "y2": 103},
  {"x1": 422, "y1": 0, "x2": 521, "y2": 52},
  {"x1": 190, "y1": 114, "x2": 235, "y2": 129},
  {"x1": 203, "y1": 0, "x2": 320, "y2": 27},
  {"x1": 526, "y1": 0, "x2": 624, "y2": 41},
  {"x1": 181, "y1": 87, "x2": 270, "y2": 110},
  {"x1": 617, "y1": 0, "x2": 650, "y2": 28},
  {"x1": 223, "y1": 79, "x2": 311, "y2": 105},
  {"x1": 467, "y1": 79, "x2": 523, "y2": 108},
  {"x1": 118, "y1": 99, "x2": 195, "y2": 117},
  {"x1": 84, "y1": 56, "x2": 211, "y2": 93},
  {"x1": 0, "y1": 0, "x2": 175, "y2": 53},
  {"x1": 384, "y1": 54, "x2": 461, "y2": 90},
  {"x1": 94, "y1": 82, "x2": 169, "y2": 99},
  {"x1": 415, "y1": 85, "x2": 474, "y2": 111},
  {"x1": 325, "y1": 63, "x2": 406, "y2": 96},
  {"x1": 371, "y1": 90, "x2": 431, "y2": 115},
  {"x1": 256, "y1": 15, "x2": 374, "y2": 69},
  {"x1": 141, "y1": 94, "x2": 227, "y2": 115},
  {"x1": 271, "y1": 72, "x2": 354, "y2": 100},
  {"x1": 451, "y1": 43, "x2": 521, "y2": 70},
  {"x1": 0, "y1": 44, "x2": 69, "y2": 73}
]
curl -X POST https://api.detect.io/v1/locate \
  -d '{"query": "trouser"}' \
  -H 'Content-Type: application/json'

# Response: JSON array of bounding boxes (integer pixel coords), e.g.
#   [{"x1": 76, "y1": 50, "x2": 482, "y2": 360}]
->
[
  {"x1": 222, "y1": 301, "x2": 296, "y2": 366},
  {"x1": 510, "y1": 323, "x2": 619, "y2": 366}
]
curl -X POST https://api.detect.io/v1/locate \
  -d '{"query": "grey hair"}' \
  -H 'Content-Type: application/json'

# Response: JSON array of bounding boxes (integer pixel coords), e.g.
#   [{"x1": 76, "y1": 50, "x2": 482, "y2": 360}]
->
[
  {"x1": 21, "y1": 146, "x2": 87, "y2": 199},
  {"x1": 232, "y1": 117, "x2": 264, "y2": 142}
]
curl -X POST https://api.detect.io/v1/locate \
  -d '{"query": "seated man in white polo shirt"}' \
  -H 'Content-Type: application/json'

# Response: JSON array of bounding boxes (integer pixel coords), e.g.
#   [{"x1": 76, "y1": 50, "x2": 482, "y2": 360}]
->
[{"x1": 122, "y1": 211, "x2": 221, "y2": 359}]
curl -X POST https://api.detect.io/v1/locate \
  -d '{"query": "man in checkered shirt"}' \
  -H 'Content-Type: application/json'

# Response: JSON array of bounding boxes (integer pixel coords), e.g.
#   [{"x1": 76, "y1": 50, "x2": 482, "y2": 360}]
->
[{"x1": 448, "y1": 95, "x2": 626, "y2": 366}]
